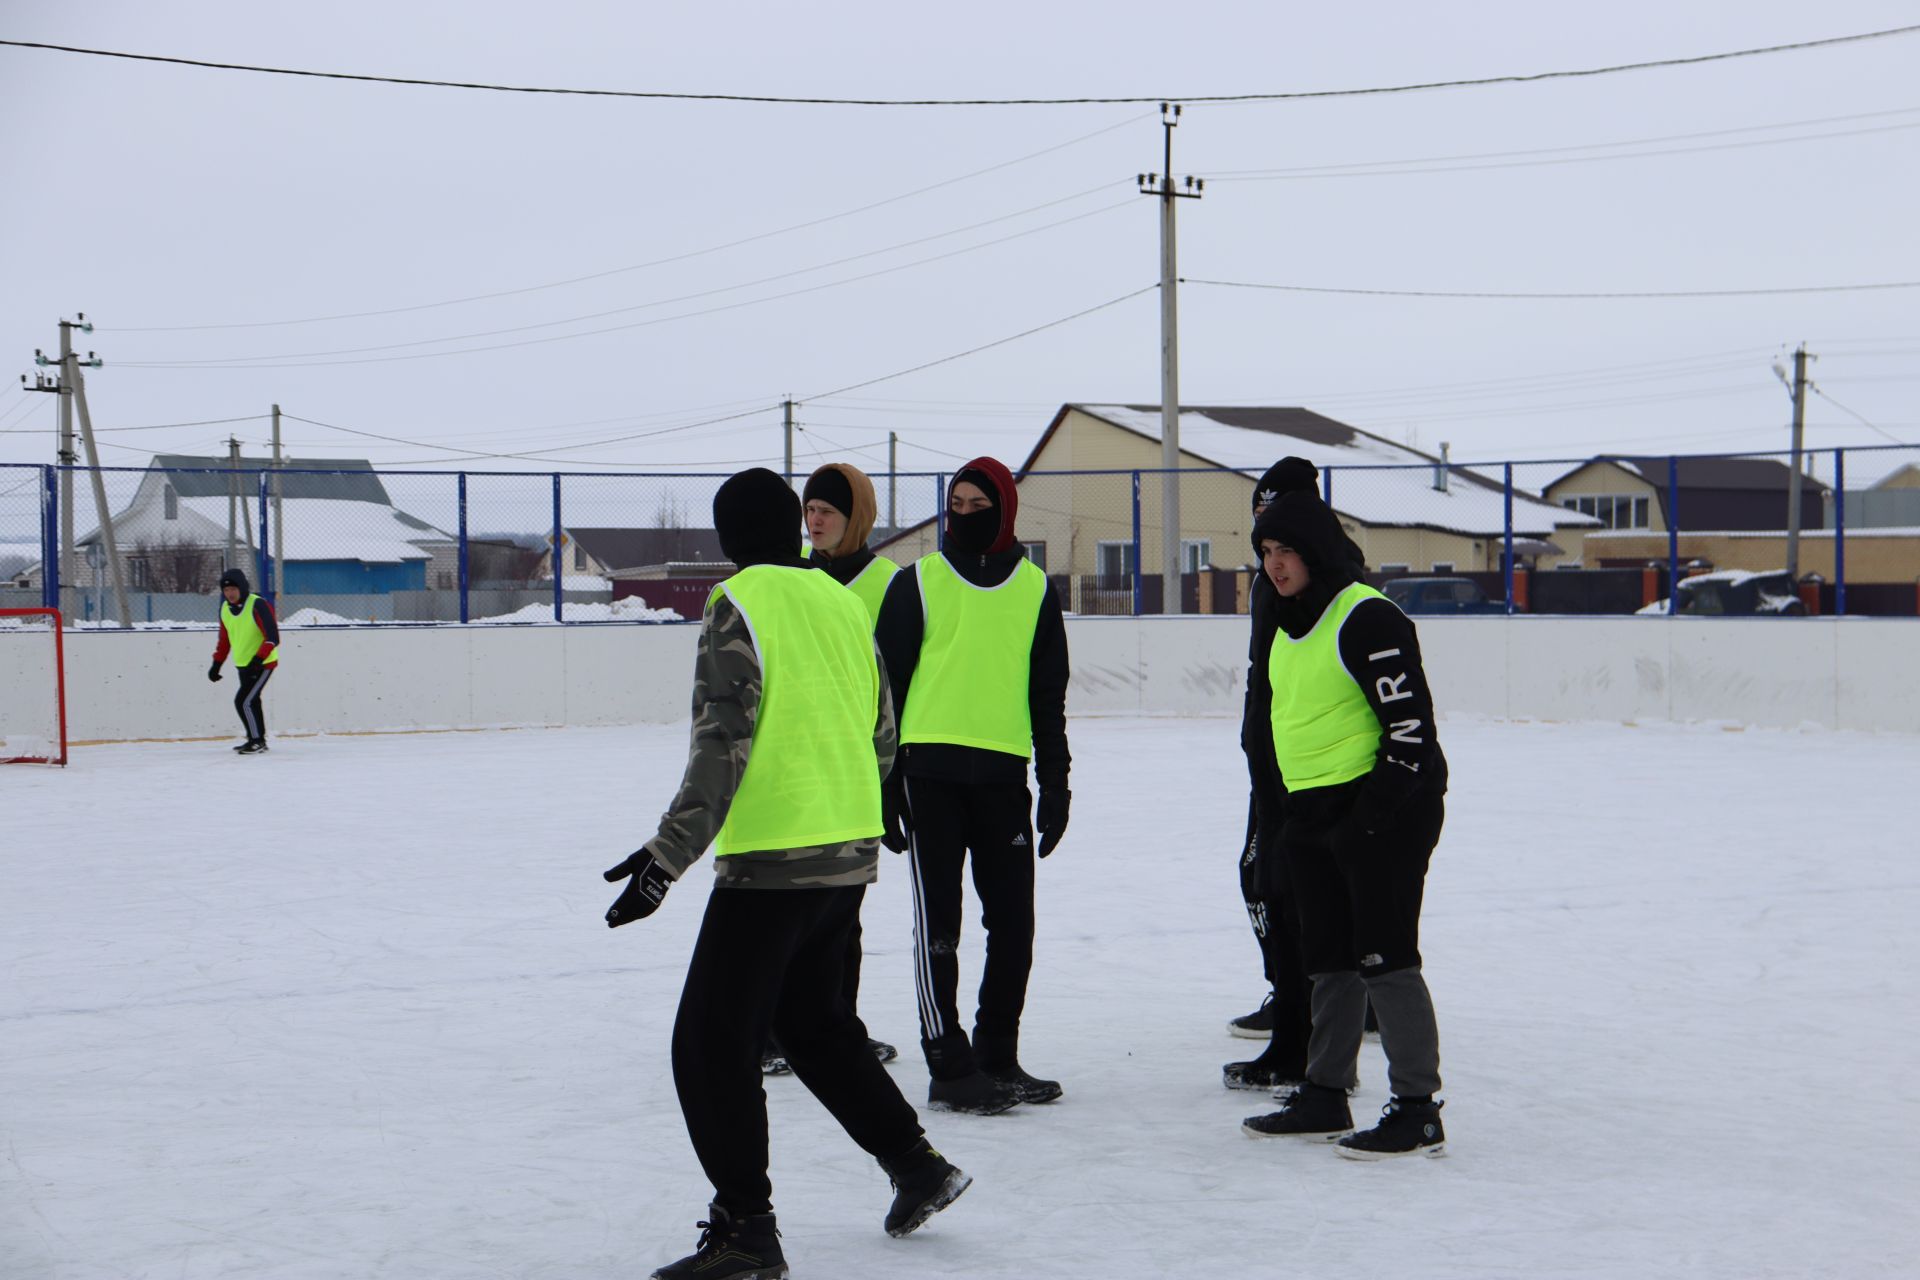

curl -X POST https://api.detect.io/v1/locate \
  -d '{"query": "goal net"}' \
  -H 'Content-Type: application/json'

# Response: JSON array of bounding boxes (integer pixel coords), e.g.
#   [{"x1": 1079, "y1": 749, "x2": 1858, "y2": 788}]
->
[{"x1": 0, "y1": 608, "x2": 67, "y2": 766}]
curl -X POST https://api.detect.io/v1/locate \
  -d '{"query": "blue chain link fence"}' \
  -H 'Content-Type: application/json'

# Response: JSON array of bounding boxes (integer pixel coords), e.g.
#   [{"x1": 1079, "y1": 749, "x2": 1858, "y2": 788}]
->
[{"x1": 2, "y1": 444, "x2": 1916, "y2": 626}]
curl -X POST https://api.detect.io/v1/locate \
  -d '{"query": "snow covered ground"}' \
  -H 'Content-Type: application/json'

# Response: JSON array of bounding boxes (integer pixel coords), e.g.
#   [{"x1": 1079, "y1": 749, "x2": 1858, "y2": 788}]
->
[{"x1": 4, "y1": 715, "x2": 1917, "y2": 1279}]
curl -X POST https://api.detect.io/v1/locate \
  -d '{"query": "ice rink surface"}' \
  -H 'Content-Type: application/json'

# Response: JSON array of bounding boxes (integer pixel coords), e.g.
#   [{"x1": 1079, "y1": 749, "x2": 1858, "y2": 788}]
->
[{"x1": 5, "y1": 714, "x2": 1917, "y2": 1279}]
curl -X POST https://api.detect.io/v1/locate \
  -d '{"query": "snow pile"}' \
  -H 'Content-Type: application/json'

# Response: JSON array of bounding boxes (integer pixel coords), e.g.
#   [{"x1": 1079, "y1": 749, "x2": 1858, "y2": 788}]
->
[{"x1": 470, "y1": 597, "x2": 682, "y2": 624}]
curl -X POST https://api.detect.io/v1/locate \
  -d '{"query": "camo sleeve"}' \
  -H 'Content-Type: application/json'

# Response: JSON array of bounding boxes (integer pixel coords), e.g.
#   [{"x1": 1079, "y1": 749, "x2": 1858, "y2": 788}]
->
[{"x1": 642, "y1": 593, "x2": 761, "y2": 878}]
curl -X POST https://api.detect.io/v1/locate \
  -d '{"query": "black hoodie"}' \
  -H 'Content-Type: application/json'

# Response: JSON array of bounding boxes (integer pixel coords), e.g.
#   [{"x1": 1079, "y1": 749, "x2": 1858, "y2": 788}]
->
[
  {"x1": 873, "y1": 461, "x2": 1070, "y2": 789},
  {"x1": 1249, "y1": 492, "x2": 1446, "y2": 828}
]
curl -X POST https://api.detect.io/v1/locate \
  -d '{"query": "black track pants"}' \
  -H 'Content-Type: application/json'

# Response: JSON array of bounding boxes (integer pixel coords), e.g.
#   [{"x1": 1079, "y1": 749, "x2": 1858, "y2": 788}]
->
[
  {"x1": 904, "y1": 776, "x2": 1036, "y2": 1078},
  {"x1": 1238, "y1": 795, "x2": 1313, "y2": 1066},
  {"x1": 233, "y1": 663, "x2": 273, "y2": 740},
  {"x1": 671, "y1": 884, "x2": 923, "y2": 1217}
]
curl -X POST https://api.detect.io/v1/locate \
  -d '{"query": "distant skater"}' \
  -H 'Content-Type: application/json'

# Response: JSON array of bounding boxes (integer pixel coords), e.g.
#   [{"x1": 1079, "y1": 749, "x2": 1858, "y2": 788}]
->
[{"x1": 207, "y1": 568, "x2": 278, "y2": 755}]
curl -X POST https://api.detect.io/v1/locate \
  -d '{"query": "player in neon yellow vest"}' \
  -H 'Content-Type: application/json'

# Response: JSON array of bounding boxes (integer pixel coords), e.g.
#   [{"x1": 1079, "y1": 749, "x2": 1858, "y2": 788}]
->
[
  {"x1": 207, "y1": 567, "x2": 279, "y2": 755},
  {"x1": 1239, "y1": 490, "x2": 1452, "y2": 1160},
  {"x1": 785, "y1": 460, "x2": 902, "y2": 1072},
  {"x1": 874, "y1": 456, "x2": 1072, "y2": 1116},
  {"x1": 603, "y1": 468, "x2": 971, "y2": 1277}
]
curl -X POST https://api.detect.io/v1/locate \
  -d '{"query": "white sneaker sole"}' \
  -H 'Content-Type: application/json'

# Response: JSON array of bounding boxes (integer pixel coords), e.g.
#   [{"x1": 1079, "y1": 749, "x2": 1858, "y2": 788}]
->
[
  {"x1": 1241, "y1": 1122, "x2": 1353, "y2": 1141},
  {"x1": 1228, "y1": 1023, "x2": 1272, "y2": 1040},
  {"x1": 1335, "y1": 1141, "x2": 1446, "y2": 1161}
]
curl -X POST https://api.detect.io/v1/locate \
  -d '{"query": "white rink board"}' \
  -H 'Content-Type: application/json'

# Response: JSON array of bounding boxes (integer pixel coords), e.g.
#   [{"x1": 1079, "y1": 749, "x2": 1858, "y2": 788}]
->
[{"x1": 2, "y1": 615, "x2": 1915, "y2": 743}]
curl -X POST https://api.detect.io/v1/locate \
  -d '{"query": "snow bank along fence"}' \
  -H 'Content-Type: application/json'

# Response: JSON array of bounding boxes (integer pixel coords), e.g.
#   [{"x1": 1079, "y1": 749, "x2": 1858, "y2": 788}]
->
[
  {"x1": 6, "y1": 613, "x2": 1915, "y2": 745},
  {"x1": 5, "y1": 443, "x2": 1920, "y2": 629}
]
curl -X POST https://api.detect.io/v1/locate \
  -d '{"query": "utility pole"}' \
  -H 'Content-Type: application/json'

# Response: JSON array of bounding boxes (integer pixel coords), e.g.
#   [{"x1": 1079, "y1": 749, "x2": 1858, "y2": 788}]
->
[
  {"x1": 227, "y1": 435, "x2": 240, "y2": 570},
  {"x1": 57, "y1": 321, "x2": 76, "y2": 612},
  {"x1": 1137, "y1": 104, "x2": 1202, "y2": 614},
  {"x1": 271, "y1": 403, "x2": 284, "y2": 592},
  {"x1": 888, "y1": 430, "x2": 898, "y2": 533},
  {"x1": 783, "y1": 398, "x2": 796, "y2": 485},
  {"x1": 1776, "y1": 344, "x2": 1814, "y2": 584},
  {"x1": 63, "y1": 341, "x2": 130, "y2": 628}
]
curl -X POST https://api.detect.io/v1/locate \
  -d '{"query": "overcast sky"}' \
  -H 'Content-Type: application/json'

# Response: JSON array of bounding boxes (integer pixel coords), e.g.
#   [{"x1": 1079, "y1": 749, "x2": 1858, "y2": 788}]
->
[{"x1": 2, "y1": 0, "x2": 1916, "y2": 492}]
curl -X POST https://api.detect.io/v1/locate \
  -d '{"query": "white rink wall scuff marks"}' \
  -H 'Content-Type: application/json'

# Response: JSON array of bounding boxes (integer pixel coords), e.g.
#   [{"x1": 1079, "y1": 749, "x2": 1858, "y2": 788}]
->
[{"x1": 5, "y1": 616, "x2": 1915, "y2": 743}]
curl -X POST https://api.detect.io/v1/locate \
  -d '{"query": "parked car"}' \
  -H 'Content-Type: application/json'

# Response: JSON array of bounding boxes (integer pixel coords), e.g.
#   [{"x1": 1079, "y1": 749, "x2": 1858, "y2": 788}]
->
[
  {"x1": 1380, "y1": 576, "x2": 1507, "y2": 615},
  {"x1": 1637, "y1": 569, "x2": 1807, "y2": 616}
]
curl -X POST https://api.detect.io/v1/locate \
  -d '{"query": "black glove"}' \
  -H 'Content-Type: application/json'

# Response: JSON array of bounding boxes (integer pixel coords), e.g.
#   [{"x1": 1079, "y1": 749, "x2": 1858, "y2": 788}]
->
[
  {"x1": 602, "y1": 851, "x2": 673, "y2": 927},
  {"x1": 1035, "y1": 786, "x2": 1071, "y2": 859},
  {"x1": 880, "y1": 773, "x2": 911, "y2": 854},
  {"x1": 207, "y1": 662, "x2": 223, "y2": 683}
]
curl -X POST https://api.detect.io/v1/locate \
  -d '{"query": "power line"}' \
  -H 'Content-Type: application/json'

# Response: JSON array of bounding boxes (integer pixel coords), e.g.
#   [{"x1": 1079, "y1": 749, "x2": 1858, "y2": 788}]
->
[
  {"x1": 807, "y1": 285, "x2": 1158, "y2": 400},
  {"x1": 1207, "y1": 114, "x2": 1920, "y2": 182},
  {"x1": 115, "y1": 201, "x2": 1137, "y2": 369},
  {"x1": 7, "y1": 25, "x2": 1916, "y2": 105},
  {"x1": 0, "y1": 412, "x2": 270, "y2": 436},
  {"x1": 117, "y1": 184, "x2": 1132, "y2": 365},
  {"x1": 103, "y1": 113, "x2": 1152, "y2": 332},
  {"x1": 283, "y1": 405, "x2": 778, "y2": 463},
  {"x1": 1187, "y1": 276, "x2": 1920, "y2": 300},
  {"x1": 1809, "y1": 384, "x2": 1909, "y2": 444}
]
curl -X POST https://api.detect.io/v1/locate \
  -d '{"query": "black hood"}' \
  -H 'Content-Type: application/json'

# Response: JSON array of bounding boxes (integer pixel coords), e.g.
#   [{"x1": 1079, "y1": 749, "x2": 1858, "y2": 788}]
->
[
  {"x1": 219, "y1": 568, "x2": 250, "y2": 598},
  {"x1": 713, "y1": 468, "x2": 806, "y2": 570},
  {"x1": 1252, "y1": 491, "x2": 1363, "y2": 636}
]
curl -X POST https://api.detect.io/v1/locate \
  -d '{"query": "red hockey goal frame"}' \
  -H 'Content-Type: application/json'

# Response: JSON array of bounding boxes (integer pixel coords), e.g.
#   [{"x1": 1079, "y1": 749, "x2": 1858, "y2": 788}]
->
[{"x1": 1, "y1": 608, "x2": 67, "y2": 766}]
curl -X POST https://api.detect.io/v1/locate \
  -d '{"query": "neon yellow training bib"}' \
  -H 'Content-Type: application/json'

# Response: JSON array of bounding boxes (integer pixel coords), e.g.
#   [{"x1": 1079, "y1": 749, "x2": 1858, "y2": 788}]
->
[
  {"x1": 899, "y1": 554, "x2": 1047, "y2": 759},
  {"x1": 220, "y1": 594, "x2": 278, "y2": 667},
  {"x1": 709, "y1": 565, "x2": 885, "y2": 856},
  {"x1": 1268, "y1": 582, "x2": 1388, "y2": 791},
  {"x1": 845, "y1": 555, "x2": 900, "y2": 629}
]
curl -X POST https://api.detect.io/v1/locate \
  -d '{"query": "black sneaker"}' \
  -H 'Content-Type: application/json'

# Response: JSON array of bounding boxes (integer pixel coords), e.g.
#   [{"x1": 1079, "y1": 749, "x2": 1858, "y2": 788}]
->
[
  {"x1": 983, "y1": 1063, "x2": 1062, "y2": 1104},
  {"x1": 927, "y1": 1072, "x2": 1020, "y2": 1115},
  {"x1": 1242, "y1": 1082, "x2": 1354, "y2": 1140},
  {"x1": 760, "y1": 1050, "x2": 791, "y2": 1077},
  {"x1": 651, "y1": 1203, "x2": 787, "y2": 1280},
  {"x1": 1228, "y1": 992, "x2": 1275, "y2": 1039},
  {"x1": 868, "y1": 1038, "x2": 899, "y2": 1065},
  {"x1": 1222, "y1": 1055, "x2": 1305, "y2": 1092},
  {"x1": 877, "y1": 1138, "x2": 973, "y2": 1237},
  {"x1": 235, "y1": 740, "x2": 268, "y2": 755},
  {"x1": 1337, "y1": 1097, "x2": 1445, "y2": 1160}
]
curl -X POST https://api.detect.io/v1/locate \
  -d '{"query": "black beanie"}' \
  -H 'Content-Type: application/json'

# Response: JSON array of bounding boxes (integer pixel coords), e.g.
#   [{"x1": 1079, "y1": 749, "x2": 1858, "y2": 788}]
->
[
  {"x1": 1252, "y1": 456, "x2": 1319, "y2": 512},
  {"x1": 802, "y1": 466, "x2": 854, "y2": 517},
  {"x1": 713, "y1": 468, "x2": 803, "y2": 569},
  {"x1": 218, "y1": 567, "x2": 250, "y2": 596}
]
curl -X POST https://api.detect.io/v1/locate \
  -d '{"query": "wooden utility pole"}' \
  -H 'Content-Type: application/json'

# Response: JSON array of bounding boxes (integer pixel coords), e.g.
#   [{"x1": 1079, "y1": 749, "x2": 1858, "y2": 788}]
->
[
  {"x1": 1137, "y1": 105, "x2": 1202, "y2": 613},
  {"x1": 271, "y1": 403, "x2": 284, "y2": 591},
  {"x1": 783, "y1": 398, "x2": 796, "y2": 484},
  {"x1": 1785, "y1": 344, "x2": 1812, "y2": 584},
  {"x1": 66, "y1": 349, "x2": 130, "y2": 627},
  {"x1": 888, "y1": 430, "x2": 898, "y2": 533}
]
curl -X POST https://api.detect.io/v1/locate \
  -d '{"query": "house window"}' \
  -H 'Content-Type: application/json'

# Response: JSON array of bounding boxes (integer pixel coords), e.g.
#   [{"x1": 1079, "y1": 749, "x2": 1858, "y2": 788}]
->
[
  {"x1": 1379, "y1": 562, "x2": 1410, "y2": 575},
  {"x1": 1020, "y1": 541, "x2": 1047, "y2": 571},
  {"x1": 1181, "y1": 538, "x2": 1212, "y2": 573},
  {"x1": 1431, "y1": 561, "x2": 1454, "y2": 574},
  {"x1": 1561, "y1": 494, "x2": 1650, "y2": 530},
  {"x1": 163, "y1": 484, "x2": 178, "y2": 520},
  {"x1": 1095, "y1": 541, "x2": 1136, "y2": 578},
  {"x1": 572, "y1": 544, "x2": 585, "y2": 572},
  {"x1": 437, "y1": 571, "x2": 453, "y2": 590},
  {"x1": 130, "y1": 558, "x2": 151, "y2": 588}
]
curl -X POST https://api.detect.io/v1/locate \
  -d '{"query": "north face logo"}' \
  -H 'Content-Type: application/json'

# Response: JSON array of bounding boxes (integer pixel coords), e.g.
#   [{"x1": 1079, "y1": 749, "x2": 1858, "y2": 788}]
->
[{"x1": 1012, "y1": 833, "x2": 1028, "y2": 847}]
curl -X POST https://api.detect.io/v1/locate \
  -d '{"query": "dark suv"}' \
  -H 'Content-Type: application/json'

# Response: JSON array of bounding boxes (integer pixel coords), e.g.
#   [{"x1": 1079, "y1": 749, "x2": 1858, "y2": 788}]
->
[
  {"x1": 1663, "y1": 569, "x2": 1807, "y2": 616},
  {"x1": 1380, "y1": 576, "x2": 1507, "y2": 615}
]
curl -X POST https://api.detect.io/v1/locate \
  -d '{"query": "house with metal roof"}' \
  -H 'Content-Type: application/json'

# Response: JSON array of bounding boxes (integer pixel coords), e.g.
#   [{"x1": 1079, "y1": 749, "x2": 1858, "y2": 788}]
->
[
  {"x1": 77, "y1": 455, "x2": 453, "y2": 595},
  {"x1": 875, "y1": 405, "x2": 1596, "y2": 608}
]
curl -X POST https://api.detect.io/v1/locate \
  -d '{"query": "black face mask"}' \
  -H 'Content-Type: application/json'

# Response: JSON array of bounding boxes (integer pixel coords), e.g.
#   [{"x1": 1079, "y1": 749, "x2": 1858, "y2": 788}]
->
[{"x1": 946, "y1": 505, "x2": 999, "y2": 555}]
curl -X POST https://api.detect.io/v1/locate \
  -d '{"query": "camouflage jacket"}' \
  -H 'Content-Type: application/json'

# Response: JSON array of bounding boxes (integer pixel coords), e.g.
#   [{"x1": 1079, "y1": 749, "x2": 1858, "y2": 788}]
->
[{"x1": 642, "y1": 589, "x2": 896, "y2": 889}]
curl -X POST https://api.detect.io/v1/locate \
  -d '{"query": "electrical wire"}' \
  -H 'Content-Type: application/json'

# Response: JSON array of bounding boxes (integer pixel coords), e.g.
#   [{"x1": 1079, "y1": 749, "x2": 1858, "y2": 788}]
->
[
  {"x1": 6, "y1": 26, "x2": 1915, "y2": 105},
  {"x1": 0, "y1": 413, "x2": 271, "y2": 436},
  {"x1": 103, "y1": 113, "x2": 1153, "y2": 332},
  {"x1": 1207, "y1": 113, "x2": 1920, "y2": 182},
  {"x1": 1186, "y1": 276, "x2": 1920, "y2": 300},
  {"x1": 114, "y1": 201, "x2": 1137, "y2": 369},
  {"x1": 805, "y1": 285, "x2": 1157, "y2": 401},
  {"x1": 116, "y1": 183, "x2": 1132, "y2": 364},
  {"x1": 283, "y1": 405, "x2": 779, "y2": 464},
  {"x1": 1809, "y1": 384, "x2": 1910, "y2": 444}
]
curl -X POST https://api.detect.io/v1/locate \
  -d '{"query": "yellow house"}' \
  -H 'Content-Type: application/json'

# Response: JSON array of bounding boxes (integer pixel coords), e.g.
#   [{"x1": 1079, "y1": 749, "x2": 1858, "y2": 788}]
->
[{"x1": 876, "y1": 405, "x2": 1595, "y2": 609}]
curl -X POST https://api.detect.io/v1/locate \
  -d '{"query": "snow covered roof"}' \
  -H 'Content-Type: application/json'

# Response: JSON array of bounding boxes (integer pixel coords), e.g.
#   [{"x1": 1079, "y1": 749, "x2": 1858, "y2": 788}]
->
[
  {"x1": 1068, "y1": 404, "x2": 1595, "y2": 538},
  {"x1": 150, "y1": 455, "x2": 394, "y2": 504},
  {"x1": 81, "y1": 495, "x2": 447, "y2": 564}
]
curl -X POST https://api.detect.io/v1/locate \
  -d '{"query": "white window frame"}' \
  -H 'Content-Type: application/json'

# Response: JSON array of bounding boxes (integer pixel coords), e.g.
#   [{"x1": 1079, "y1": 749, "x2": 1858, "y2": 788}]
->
[
  {"x1": 1379, "y1": 562, "x2": 1410, "y2": 575},
  {"x1": 1095, "y1": 540, "x2": 1136, "y2": 578},
  {"x1": 1430, "y1": 561, "x2": 1455, "y2": 574},
  {"x1": 1021, "y1": 541, "x2": 1047, "y2": 571},
  {"x1": 1181, "y1": 538, "x2": 1212, "y2": 574}
]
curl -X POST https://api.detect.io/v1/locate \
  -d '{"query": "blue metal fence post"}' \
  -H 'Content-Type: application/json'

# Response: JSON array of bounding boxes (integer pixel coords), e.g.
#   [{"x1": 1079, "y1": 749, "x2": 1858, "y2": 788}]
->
[
  {"x1": 1833, "y1": 448, "x2": 1846, "y2": 616},
  {"x1": 1130, "y1": 470, "x2": 1143, "y2": 616},
  {"x1": 935, "y1": 473, "x2": 947, "y2": 553},
  {"x1": 551, "y1": 473, "x2": 564, "y2": 623},
  {"x1": 1666, "y1": 455, "x2": 1680, "y2": 615},
  {"x1": 257, "y1": 472, "x2": 273, "y2": 602},
  {"x1": 1321, "y1": 466, "x2": 1333, "y2": 504},
  {"x1": 41, "y1": 465, "x2": 58, "y2": 610},
  {"x1": 1503, "y1": 462, "x2": 1516, "y2": 615},
  {"x1": 457, "y1": 472, "x2": 470, "y2": 624}
]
